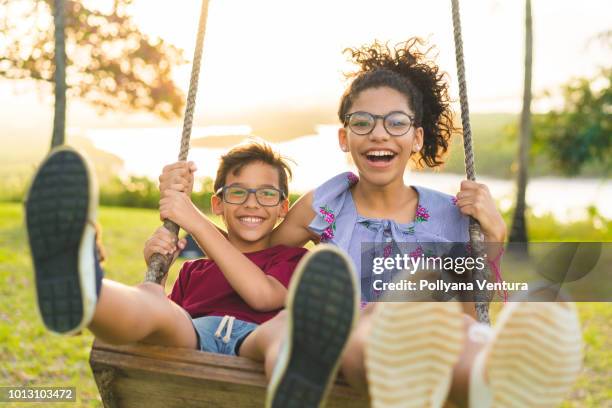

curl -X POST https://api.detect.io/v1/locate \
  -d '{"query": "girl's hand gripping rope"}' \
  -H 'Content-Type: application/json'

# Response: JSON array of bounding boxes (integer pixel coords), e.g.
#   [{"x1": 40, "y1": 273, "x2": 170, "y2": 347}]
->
[{"x1": 455, "y1": 180, "x2": 507, "y2": 243}]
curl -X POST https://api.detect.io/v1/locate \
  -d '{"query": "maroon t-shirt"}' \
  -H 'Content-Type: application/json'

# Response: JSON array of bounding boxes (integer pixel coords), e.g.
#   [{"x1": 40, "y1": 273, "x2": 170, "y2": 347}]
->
[{"x1": 169, "y1": 245, "x2": 308, "y2": 324}]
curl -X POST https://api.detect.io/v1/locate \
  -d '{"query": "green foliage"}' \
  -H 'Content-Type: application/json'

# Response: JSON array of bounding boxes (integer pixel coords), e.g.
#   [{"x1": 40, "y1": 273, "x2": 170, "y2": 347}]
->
[
  {"x1": 437, "y1": 114, "x2": 518, "y2": 178},
  {"x1": 99, "y1": 176, "x2": 160, "y2": 209},
  {"x1": 532, "y1": 69, "x2": 611, "y2": 176},
  {"x1": 0, "y1": 0, "x2": 186, "y2": 119}
]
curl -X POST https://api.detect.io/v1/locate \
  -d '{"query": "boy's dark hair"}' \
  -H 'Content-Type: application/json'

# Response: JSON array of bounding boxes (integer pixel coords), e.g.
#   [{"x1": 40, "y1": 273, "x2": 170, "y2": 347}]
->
[
  {"x1": 214, "y1": 140, "x2": 292, "y2": 197},
  {"x1": 339, "y1": 38, "x2": 456, "y2": 168}
]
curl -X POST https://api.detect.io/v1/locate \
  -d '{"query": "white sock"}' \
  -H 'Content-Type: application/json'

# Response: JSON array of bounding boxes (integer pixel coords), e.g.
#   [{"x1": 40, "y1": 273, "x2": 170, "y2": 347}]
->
[{"x1": 469, "y1": 323, "x2": 494, "y2": 408}]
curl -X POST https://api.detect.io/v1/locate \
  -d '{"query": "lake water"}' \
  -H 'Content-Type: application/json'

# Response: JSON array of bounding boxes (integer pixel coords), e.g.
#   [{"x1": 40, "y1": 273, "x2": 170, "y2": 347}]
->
[{"x1": 84, "y1": 125, "x2": 611, "y2": 223}]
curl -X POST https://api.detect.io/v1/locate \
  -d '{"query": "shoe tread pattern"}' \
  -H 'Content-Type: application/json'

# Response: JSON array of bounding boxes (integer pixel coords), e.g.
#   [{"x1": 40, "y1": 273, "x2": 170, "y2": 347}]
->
[
  {"x1": 271, "y1": 250, "x2": 356, "y2": 408},
  {"x1": 26, "y1": 150, "x2": 89, "y2": 334}
]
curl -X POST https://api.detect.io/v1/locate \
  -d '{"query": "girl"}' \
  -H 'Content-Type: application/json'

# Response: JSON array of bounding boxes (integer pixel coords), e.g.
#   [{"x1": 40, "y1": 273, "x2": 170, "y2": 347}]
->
[{"x1": 162, "y1": 39, "x2": 582, "y2": 408}]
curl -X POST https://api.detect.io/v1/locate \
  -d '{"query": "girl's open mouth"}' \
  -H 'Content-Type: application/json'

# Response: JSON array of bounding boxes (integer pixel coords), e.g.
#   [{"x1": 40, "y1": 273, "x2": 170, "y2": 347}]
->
[{"x1": 364, "y1": 150, "x2": 397, "y2": 167}]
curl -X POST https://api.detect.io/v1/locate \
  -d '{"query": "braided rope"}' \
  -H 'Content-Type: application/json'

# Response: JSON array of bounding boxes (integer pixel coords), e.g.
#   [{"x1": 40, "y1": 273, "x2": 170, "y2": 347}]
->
[
  {"x1": 451, "y1": 0, "x2": 491, "y2": 324},
  {"x1": 179, "y1": 0, "x2": 210, "y2": 162},
  {"x1": 145, "y1": 0, "x2": 210, "y2": 283}
]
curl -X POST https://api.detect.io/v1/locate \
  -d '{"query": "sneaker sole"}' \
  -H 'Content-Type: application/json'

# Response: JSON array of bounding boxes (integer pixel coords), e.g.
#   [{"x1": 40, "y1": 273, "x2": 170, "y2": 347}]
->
[
  {"x1": 483, "y1": 302, "x2": 582, "y2": 408},
  {"x1": 25, "y1": 146, "x2": 98, "y2": 335},
  {"x1": 366, "y1": 301, "x2": 464, "y2": 408},
  {"x1": 266, "y1": 245, "x2": 359, "y2": 408}
]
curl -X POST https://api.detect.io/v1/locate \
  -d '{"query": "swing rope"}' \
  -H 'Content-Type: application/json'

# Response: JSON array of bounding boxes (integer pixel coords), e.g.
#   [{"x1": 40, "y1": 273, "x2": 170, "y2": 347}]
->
[
  {"x1": 451, "y1": 0, "x2": 491, "y2": 324},
  {"x1": 49, "y1": 0, "x2": 490, "y2": 321},
  {"x1": 145, "y1": 0, "x2": 211, "y2": 283}
]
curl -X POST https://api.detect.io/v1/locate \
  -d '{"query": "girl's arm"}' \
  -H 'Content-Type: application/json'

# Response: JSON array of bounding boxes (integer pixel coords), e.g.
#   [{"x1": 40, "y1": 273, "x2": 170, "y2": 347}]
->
[
  {"x1": 159, "y1": 190, "x2": 287, "y2": 312},
  {"x1": 270, "y1": 191, "x2": 319, "y2": 247},
  {"x1": 455, "y1": 180, "x2": 507, "y2": 308}
]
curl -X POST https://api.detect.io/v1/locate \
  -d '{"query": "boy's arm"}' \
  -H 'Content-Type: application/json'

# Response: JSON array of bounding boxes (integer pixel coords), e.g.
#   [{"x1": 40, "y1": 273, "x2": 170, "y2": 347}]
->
[
  {"x1": 159, "y1": 190, "x2": 287, "y2": 311},
  {"x1": 270, "y1": 191, "x2": 319, "y2": 247}
]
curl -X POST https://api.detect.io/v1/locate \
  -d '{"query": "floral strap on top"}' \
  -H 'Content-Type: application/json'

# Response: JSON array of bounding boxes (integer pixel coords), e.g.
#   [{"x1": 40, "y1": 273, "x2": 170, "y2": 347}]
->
[{"x1": 317, "y1": 173, "x2": 359, "y2": 242}]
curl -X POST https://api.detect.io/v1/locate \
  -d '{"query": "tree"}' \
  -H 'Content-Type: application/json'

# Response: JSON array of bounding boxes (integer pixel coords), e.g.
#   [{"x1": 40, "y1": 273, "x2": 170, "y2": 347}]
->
[
  {"x1": 51, "y1": 0, "x2": 66, "y2": 148},
  {"x1": 532, "y1": 68, "x2": 611, "y2": 176},
  {"x1": 509, "y1": 0, "x2": 533, "y2": 246},
  {"x1": 0, "y1": 0, "x2": 186, "y2": 120}
]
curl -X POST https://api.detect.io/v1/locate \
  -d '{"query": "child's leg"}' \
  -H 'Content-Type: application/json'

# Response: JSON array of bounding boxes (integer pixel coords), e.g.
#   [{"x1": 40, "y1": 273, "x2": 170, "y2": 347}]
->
[
  {"x1": 25, "y1": 147, "x2": 197, "y2": 350},
  {"x1": 89, "y1": 279, "x2": 197, "y2": 349},
  {"x1": 337, "y1": 304, "x2": 375, "y2": 392},
  {"x1": 264, "y1": 245, "x2": 359, "y2": 408},
  {"x1": 237, "y1": 311, "x2": 287, "y2": 378}
]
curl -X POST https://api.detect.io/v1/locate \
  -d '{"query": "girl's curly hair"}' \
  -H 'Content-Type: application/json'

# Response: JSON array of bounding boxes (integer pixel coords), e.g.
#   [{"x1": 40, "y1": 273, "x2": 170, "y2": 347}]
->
[{"x1": 338, "y1": 38, "x2": 456, "y2": 168}]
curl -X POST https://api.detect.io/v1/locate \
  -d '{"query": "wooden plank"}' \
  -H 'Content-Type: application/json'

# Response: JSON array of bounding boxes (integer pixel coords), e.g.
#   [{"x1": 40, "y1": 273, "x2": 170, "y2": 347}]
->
[
  {"x1": 92, "y1": 364, "x2": 265, "y2": 408},
  {"x1": 93, "y1": 341, "x2": 264, "y2": 373},
  {"x1": 90, "y1": 340, "x2": 369, "y2": 407}
]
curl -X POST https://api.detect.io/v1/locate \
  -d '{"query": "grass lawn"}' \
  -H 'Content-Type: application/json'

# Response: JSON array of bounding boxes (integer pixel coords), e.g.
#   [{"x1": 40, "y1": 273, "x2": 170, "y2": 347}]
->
[{"x1": 0, "y1": 202, "x2": 610, "y2": 407}]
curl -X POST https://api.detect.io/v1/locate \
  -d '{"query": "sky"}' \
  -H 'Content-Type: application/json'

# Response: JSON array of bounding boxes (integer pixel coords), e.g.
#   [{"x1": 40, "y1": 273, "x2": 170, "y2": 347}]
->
[
  {"x1": 0, "y1": 0, "x2": 611, "y2": 128},
  {"x1": 126, "y1": 0, "x2": 611, "y2": 114}
]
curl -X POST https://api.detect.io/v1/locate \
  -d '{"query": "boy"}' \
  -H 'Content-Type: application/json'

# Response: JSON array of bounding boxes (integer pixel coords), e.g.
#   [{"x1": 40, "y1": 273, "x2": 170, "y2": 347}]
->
[{"x1": 25, "y1": 142, "x2": 358, "y2": 377}]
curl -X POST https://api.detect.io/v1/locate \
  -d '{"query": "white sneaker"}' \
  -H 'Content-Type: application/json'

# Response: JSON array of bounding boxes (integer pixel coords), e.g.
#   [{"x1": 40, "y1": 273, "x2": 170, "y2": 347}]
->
[
  {"x1": 365, "y1": 300, "x2": 465, "y2": 408},
  {"x1": 469, "y1": 302, "x2": 583, "y2": 408}
]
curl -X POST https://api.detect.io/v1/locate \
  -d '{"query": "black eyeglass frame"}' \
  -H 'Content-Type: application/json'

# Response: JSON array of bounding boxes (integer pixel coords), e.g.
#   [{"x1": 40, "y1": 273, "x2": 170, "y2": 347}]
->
[
  {"x1": 343, "y1": 111, "x2": 415, "y2": 137},
  {"x1": 215, "y1": 185, "x2": 286, "y2": 207}
]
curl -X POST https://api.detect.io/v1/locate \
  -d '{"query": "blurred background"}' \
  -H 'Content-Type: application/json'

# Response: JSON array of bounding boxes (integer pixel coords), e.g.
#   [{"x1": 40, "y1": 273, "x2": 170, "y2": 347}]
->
[
  {"x1": 1, "y1": 0, "x2": 610, "y2": 223},
  {"x1": 0, "y1": 0, "x2": 610, "y2": 406}
]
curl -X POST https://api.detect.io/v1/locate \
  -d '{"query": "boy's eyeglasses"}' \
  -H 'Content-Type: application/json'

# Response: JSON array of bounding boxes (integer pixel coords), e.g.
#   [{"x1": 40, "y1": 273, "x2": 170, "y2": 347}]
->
[
  {"x1": 215, "y1": 185, "x2": 285, "y2": 207},
  {"x1": 344, "y1": 111, "x2": 414, "y2": 137}
]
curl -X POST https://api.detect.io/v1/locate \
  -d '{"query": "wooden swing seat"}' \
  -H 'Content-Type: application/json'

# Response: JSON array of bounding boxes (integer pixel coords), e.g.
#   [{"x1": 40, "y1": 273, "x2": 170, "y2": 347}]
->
[{"x1": 90, "y1": 340, "x2": 370, "y2": 408}]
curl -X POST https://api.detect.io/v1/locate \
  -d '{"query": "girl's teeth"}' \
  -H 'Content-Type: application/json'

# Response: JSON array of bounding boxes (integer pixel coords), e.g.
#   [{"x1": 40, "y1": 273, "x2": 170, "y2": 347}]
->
[{"x1": 366, "y1": 151, "x2": 395, "y2": 162}]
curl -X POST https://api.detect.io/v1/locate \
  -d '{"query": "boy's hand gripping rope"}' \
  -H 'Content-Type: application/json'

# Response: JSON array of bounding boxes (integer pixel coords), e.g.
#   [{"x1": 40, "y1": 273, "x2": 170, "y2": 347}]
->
[
  {"x1": 451, "y1": 0, "x2": 492, "y2": 324},
  {"x1": 145, "y1": 0, "x2": 210, "y2": 284}
]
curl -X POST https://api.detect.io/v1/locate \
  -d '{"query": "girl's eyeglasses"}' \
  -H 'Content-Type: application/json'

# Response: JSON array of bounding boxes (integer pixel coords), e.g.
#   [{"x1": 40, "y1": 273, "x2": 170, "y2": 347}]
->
[
  {"x1": 344, "y1": 111, "x2": 414, "y2": 137},
  {"x1": 215, "y1": 185, "x2": 285, "y2": 207}
]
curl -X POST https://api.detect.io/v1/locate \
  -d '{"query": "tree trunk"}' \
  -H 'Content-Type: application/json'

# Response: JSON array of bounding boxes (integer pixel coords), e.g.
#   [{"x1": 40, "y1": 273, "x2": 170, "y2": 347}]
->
[
  {"x1": 509, "y1": 0, "x2": 533, "y2": 251},
  {"x1": 50, "y1": 0, "x2": 66, "y2": 149}
]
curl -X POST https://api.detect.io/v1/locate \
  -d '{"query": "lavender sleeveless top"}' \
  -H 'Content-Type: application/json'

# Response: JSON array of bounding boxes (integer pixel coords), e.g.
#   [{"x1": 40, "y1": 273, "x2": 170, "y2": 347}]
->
[{"x1": 308, "y1": 172, "x2": 470, "y2": 301}]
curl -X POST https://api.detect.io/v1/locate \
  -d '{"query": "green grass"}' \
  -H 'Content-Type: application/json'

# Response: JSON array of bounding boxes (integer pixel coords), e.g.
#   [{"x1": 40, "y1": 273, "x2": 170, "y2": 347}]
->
[
  {"x1": 0, "y1": 202, "x2": 610, "y2": 407},
  {"x1": 0, "y1": 204, "x2": 186, "y2": 407}
]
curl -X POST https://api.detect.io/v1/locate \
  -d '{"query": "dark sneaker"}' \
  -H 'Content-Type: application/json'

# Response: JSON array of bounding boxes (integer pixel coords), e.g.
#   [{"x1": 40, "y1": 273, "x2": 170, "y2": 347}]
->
[
  {"x1": 266, "y1": 245, "x2": 359, "y2": 408},
  {"x1": 25, "y1": 146, "x2": 100, "y2": 335}
]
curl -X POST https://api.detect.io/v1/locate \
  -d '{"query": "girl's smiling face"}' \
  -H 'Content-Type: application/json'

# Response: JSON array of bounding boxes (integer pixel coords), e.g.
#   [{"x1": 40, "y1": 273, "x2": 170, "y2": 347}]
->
[{"x1": 338, "y1": 86, "x2": 424, "y2": 187}]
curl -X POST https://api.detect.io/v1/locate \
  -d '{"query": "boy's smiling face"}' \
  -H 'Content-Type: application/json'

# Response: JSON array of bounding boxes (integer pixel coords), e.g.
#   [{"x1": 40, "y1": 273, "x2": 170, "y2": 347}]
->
[{"x1": 212, "y1": 161, "x2": 288, "y2": 252}]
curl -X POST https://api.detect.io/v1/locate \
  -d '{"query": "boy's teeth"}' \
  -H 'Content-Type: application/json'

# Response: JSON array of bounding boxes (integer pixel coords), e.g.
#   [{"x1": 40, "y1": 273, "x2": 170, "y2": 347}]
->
[{"x1": 240, "y1": 217, "x2": 263, "y2": 223}]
